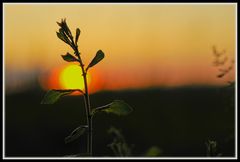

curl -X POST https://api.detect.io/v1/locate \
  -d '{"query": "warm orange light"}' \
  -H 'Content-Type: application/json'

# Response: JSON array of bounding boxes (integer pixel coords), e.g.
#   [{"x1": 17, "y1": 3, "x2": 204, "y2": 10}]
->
[
  {"x1": 39, "y1": 64, "x2": 105, "y2": 94},
  {"x1": 59, "y1": 64, "x2": 91, "y2": 90}
]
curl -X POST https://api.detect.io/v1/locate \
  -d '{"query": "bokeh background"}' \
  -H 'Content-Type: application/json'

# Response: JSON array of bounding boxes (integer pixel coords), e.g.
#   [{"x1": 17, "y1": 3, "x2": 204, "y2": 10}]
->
[{"x1": 4, "y1": 3, "x2": 236, "y2": 157}]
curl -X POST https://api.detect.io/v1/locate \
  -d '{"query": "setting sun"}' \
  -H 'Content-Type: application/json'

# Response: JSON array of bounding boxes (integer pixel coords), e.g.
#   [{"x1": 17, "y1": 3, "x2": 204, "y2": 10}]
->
[
  {"x1": 59, "y1": 64, "x2": 91, "y2": 90},
  {"x1": 39, "y1": 64, "x2": 101, "y2": 94}
]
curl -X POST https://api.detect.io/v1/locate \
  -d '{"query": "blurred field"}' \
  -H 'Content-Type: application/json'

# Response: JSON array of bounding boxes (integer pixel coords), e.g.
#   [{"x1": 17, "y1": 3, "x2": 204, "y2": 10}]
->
[{"x1": 5, "y1": 85, "x2": 235, "y2": 157}]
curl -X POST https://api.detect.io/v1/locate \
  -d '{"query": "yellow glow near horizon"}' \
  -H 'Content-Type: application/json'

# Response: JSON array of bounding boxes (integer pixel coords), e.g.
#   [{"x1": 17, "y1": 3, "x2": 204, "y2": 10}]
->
[
  {"x1": 4, "y1": 4, "x2": 236, "y2": 91},
  {"x1": 59, "y1": 64, "x2": 91, "y2": 90}
]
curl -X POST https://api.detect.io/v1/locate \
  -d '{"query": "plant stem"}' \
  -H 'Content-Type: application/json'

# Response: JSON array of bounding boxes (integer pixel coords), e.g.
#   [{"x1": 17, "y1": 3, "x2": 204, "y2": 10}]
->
[
  {"x1": 83, "y1": 72, "x2": 93, "y2": 156},
  {"x1": 75, "y1": 49, "x2": 93, "y2": 156}
]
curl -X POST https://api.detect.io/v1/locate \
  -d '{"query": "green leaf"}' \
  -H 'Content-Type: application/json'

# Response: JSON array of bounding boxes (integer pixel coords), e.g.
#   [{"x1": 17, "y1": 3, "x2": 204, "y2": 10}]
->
[
  {"x1": 65, "y1": 125, "x2": 88, "y2": 144},
  {"x1": 59, "y1": 28, "x2": 72, "y2": 45},
  {"x1": 64, "y1": 153, "x2": 90, "y2": 157},
  {"x1": 105, "y1": 100, "x2": 133, "y2": 116},
  {"x1": 59, "y1": 28, "x2": 67, "y2": 39},
  {"x1": 57, "y1": 19, "x2": 73, "y2": 40},
  {"x1": 87, "y1": 50, "x2": 105, "y2": 70},
  {"x1": 41, "y1": 89, "x2": 76, "y2": 104},
  {"x1": 144, "y1": 146, "x2": 162, "y2": 157},
  {"x1": 61, "y1": 53, "x2": 78, "y2": 62},
  {"x1": 75, "y1": 28, "x2": 81, "y2": 44},
  {"x1": 93, "y1": 100, "x2": 133, "y2": 116},
  {"x1": 56, "y1": 32, "x2": 68, "y2": 44}
]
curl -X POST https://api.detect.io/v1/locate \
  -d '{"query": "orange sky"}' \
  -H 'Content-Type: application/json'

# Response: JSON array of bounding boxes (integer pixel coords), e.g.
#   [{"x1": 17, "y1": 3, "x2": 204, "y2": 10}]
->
[{"x1": 4, "y1": 3, "x2": 236, "y2": 92}]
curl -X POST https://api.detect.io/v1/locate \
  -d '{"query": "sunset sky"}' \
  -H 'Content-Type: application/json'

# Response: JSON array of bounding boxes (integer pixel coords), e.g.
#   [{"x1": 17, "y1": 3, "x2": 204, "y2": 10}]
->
[{"x1": 4, "y1": 3, "x2": 236, "y2": 93}]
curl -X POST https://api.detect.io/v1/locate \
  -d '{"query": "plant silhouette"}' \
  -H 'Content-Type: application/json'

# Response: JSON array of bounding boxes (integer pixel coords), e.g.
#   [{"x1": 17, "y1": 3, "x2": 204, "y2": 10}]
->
[
  {"x1": 206, "y1": 46, "x2": 236, "y2": 157},
  {"x1": 212, "y1": 46, "x2": 235, "y2": 79},
  {"x1": 41, "y1": 19, "x2": 133, "y2": 156}
]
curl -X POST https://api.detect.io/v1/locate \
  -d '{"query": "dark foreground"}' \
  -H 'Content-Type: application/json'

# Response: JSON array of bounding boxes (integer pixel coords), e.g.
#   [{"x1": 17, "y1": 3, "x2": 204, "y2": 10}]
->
[{"x1": 5, "y1": 85, "x2": 235, "y2": 157}]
